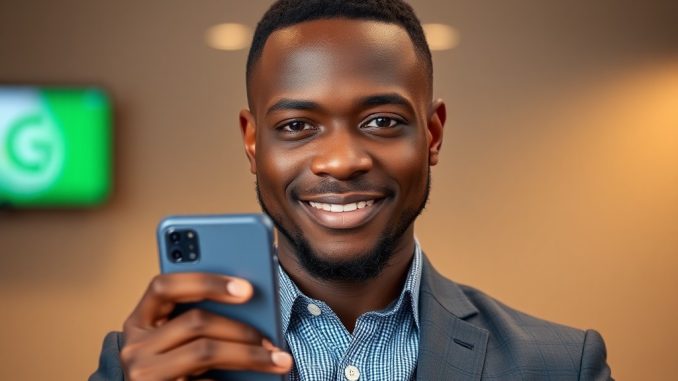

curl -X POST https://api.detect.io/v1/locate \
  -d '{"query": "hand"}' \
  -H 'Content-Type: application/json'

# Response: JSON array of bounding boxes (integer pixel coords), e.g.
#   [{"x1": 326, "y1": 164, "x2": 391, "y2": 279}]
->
[{"x1": 119, "y1": 273, "x2": 293, "y2": 380}]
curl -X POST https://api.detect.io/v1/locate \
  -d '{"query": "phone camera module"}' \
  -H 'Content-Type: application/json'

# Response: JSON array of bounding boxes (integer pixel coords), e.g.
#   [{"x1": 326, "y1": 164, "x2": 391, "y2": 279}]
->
[{"x1": 167, "y1": 229, "x2": 200, "y2": 263}]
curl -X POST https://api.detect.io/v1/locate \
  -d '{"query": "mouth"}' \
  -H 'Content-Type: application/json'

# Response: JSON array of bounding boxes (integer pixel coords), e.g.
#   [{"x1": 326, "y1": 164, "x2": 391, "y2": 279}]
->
[{"x1": 299, "y1": 196, "x2": 386, "y2": 230}]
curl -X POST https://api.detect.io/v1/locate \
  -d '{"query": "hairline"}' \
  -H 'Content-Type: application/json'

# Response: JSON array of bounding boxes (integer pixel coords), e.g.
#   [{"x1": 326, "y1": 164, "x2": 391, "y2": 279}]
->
[{"x1": 245, "y1": 17, "x2": 433, "y2": 110}]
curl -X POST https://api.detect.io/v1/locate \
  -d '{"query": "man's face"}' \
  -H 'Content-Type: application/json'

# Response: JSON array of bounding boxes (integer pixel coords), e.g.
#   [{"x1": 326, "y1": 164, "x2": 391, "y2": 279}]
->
[{"x1": 241, "y1": 19, "x2": 444, "y2": 281}]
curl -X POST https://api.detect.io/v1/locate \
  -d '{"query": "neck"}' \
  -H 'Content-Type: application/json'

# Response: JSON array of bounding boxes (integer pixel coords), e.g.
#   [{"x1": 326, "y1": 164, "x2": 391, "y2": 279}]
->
[{"x1": 278, "y1": 228, "x2": 416, "y2": 332}]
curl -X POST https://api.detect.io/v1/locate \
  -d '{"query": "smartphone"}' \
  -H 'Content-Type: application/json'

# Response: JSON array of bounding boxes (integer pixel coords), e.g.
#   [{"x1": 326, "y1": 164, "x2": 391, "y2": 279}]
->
[{"x1": 157, "y1": 213, "x2": 285, "y2": 381}]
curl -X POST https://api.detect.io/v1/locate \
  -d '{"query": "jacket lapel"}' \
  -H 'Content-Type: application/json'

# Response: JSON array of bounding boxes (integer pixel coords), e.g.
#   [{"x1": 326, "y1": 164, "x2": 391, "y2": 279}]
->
[{"x1": 416, "y1": 256, "x2": 489, "y2": 381}]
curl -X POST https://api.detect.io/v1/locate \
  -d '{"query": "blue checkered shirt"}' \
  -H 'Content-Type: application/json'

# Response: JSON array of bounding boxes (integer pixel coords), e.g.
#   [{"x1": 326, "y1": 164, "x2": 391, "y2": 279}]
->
[{"x1": 278, "y1": 244, "x2": 422, "y2": 381}]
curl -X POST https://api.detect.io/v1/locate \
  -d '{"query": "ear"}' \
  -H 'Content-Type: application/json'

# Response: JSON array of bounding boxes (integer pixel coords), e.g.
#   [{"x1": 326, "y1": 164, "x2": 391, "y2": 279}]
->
[
  {"x1": 239, "y1": 109, "x2": 257, "y2": 174},
  {"x1": 427, "y1": 99, "x2": 446, "y2": 166}
]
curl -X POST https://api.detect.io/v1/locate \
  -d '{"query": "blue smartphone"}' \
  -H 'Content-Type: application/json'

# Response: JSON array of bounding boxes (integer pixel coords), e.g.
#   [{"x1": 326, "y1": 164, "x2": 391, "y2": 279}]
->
[{"x1": 157, "y1": 213, "x2": 285, "y2": 381}]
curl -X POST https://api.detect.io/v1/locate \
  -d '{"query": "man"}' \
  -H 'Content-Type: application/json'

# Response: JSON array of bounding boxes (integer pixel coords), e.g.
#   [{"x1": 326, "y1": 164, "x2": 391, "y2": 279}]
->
[{"x1": 91, "y1": 0, "x2": 612, "y2": 380}]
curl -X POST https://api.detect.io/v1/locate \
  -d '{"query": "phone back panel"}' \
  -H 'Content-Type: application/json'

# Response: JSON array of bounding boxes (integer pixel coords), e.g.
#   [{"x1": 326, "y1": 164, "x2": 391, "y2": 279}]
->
[{"x1": 157, "y1": 214, "x2": 285, "y2": 381}]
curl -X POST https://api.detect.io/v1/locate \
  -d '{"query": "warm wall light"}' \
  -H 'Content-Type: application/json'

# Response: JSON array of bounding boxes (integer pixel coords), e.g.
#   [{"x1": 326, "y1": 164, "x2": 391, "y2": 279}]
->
[
  {"x1": 205, "y1": 23, "x2": 252, "y2": 51},
  {"x1": 423, "y1": 23, "x2": 460, "y2": 51}
]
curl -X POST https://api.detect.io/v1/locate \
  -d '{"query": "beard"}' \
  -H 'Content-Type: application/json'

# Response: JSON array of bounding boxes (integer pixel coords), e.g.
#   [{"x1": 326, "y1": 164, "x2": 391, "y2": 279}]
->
[{"x1": 256, "y1": 170, "x2": 431, "y2": 282}]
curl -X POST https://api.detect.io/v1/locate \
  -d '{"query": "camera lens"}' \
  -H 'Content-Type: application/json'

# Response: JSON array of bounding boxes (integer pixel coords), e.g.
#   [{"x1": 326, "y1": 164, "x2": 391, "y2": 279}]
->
[
  {"x1": 171, "y1": 250, "x2": 183, "y2": 262},
  {"x1": 169, "y1": 232, "x2": 181, "y2": 243}
]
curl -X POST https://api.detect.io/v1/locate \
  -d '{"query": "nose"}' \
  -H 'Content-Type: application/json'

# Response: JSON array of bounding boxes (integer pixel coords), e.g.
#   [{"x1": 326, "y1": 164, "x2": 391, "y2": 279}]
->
[{"x1": 310, "y1": 129, "x2": 373, "y2": 180}]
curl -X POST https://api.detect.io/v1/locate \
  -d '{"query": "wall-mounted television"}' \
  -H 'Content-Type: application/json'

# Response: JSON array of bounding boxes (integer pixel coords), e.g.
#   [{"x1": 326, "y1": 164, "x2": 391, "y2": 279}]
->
[{"x1": 0, "y1": 86, "x2": 112, "y2": 208}]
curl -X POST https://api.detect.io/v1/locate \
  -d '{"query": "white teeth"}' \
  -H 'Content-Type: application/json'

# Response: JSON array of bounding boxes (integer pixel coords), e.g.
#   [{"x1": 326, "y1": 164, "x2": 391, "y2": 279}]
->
[{"x1": 308, "y1": 200, "x2": 376, "y2": 213}]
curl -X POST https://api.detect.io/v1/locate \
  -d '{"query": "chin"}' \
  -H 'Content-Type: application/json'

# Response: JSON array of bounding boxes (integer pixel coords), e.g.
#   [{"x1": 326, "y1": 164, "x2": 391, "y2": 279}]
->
[
  {"x1": 308, "y1": 242, "x2": 377, "y2": 263},
  {"x1": 292, "y1": 231, "x2": 397, "y2": 282}
]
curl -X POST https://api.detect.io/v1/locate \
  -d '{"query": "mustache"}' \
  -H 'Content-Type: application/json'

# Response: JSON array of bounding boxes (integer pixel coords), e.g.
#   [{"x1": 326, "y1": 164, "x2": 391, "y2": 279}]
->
[{"x1": 294, "y1": 178, "x2": 391, "y2": 196}]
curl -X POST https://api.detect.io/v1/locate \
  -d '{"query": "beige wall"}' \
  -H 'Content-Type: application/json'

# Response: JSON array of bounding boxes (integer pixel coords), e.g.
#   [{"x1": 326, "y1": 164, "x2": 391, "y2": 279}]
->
[{"x1": 1, "y1": 0, "x2": 677, "y2": 379}]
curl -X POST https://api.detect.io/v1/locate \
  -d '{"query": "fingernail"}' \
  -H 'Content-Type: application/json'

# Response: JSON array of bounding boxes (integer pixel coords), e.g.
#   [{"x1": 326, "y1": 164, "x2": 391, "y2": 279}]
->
[
  {"x1": 227, "y1": 280, "x2": 250, "y2": 297},
  {"x1": 271, "y1": 351, "x2": 292, "y2": 368}
]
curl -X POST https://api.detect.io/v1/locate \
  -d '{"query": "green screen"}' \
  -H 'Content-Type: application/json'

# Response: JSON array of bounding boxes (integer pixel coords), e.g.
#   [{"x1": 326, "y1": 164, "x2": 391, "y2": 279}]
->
[{"x1": 0, "y1": 86, "x2": 112, "y2": 207}]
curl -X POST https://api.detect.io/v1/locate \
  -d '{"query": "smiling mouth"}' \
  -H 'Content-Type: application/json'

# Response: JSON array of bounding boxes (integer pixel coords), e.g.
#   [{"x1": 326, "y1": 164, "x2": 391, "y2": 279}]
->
[
  {"x1": 308, "y1": 199, "x2": 375, "y2": 212},
  {"x1": 300, "y1": 197, "x2": 384, "y2": 229}
]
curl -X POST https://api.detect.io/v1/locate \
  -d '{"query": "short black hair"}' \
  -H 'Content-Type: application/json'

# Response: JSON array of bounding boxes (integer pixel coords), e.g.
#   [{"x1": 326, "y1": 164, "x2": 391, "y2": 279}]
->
[{"x1": 246, "y1": 0, "x2": 433, "y2": 103}]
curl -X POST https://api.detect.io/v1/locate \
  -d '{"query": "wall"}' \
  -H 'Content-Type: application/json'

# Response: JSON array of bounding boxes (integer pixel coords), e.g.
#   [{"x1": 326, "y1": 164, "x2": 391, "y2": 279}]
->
[{"x1": 1, "y1": 0, "x2": 676, "y2": 379}]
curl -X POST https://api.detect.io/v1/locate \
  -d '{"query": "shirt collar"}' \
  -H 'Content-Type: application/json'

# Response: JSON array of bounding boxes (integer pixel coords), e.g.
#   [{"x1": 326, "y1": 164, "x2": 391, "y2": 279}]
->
[{"x1": 278, "y1": 241, "x2": 423, "y2": 334}]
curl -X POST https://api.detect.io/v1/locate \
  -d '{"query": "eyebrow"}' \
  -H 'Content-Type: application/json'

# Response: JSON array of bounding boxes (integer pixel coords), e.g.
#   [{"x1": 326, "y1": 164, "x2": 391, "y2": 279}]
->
[
  {"x1": 265, "y1": 93, "x2": 414, "y2": 116},
  {"x1": 358, "y1": 93, "x2": 412, "y2": 110},
  {"x1": 266, "y1": 99, "x2": 321, "y2": 115}
]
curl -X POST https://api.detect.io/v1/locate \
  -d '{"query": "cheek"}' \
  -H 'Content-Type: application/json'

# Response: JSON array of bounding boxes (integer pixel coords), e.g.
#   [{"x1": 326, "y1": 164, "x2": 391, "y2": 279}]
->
[
  {"x1": 373, "y1": 137, "x2": 429, "y2": 197},
  {"x1": 256, "y1": 143, "x2": 302, "y2": 200}
]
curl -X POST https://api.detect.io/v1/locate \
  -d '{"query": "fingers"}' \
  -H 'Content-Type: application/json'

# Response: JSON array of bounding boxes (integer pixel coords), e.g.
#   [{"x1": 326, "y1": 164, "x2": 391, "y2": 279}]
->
[
  {"x1": 127, "y1": 273, "x2": 253, "y2": 327},
  {"x1": 129, "y1": 308, "x2": 264, "y2": 355},
  {"x1": 123, "y1": 339, "x2": 292, "y2": 381},
  {"x1": 119, "y1": 273, "x2": 289, "y2": 381}
]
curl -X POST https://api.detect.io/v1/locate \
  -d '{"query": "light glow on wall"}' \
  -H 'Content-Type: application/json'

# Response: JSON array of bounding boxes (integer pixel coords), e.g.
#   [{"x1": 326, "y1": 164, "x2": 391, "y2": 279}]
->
[
  {"x1": 422, "y1": 23, "x2": 460, "y2": 51},
  {"x1": 205, "y1": 23, "x2": 252, "y2": 51}
]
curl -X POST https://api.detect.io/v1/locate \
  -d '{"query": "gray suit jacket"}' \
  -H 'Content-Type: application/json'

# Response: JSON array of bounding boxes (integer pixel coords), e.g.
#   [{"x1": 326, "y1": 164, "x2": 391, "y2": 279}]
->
[{"x1": 90, "y1": 256, "x2": 612, "y2": 380}]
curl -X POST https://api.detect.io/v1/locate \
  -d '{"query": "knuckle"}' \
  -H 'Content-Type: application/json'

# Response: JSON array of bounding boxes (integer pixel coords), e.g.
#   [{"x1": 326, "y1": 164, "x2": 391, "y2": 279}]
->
[
  {"x1": 119, "y1": 343, "x2": 139, "y2": 365},
  {"x1": 127, "y1": 365, "x2": 153, "y2": 381},
  {"x1": 148, "y1": 275, "x2": 169, "y2": 296},
  {"x1": 122, "y1": 318, "x2": 137, "y2": 334},
  {"x1": 192, "y1": 338, "x2": 217, "y2": 364},
  {"x1": 185, "y1": 309, "x2": 210, "y2": 334}
]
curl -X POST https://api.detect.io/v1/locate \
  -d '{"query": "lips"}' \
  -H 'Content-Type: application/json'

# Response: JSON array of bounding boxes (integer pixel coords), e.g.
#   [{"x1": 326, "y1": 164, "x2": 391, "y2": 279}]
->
[{"x1": 298, "y1": 194, "x2": 386, "y2": 230}]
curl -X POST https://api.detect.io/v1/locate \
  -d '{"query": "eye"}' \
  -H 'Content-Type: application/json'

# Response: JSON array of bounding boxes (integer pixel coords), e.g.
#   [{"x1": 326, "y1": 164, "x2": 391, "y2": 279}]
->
[
  {"x1": 275, "y1": 120, "x2": 319, "y2": 141},
  {"x1": 360, "y1": 115, "x2": 407, "y2": 137},
  {"x1": 278, "y1": 120, "x2": 315, "y2": 133},
  {"x1": 362, "y1": 116, "x2": 401, "y2": 129}
]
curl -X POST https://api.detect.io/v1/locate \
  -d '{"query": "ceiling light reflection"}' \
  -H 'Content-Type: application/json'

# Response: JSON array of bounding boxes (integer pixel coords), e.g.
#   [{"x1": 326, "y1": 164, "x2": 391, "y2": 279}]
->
[
  {"x1": 423, "y1": 23, "x2": 460, "y2": 51},
  {"x1": 205, "y1": 23, "x2": 252, "y2": 51}
]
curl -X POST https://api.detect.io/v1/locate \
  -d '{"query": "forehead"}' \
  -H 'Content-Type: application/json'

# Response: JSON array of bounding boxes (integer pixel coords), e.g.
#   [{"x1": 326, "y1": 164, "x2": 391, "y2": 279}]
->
[{"x1": 249, "y1": 18, "x2": 427, "y2": 113}]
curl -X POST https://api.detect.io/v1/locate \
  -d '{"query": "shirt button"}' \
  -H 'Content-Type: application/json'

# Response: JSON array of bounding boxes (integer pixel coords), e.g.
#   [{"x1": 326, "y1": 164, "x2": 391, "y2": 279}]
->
[
  {"x1": 307, "y1": 303, "x2": 321, "y2": 316},
  {"x1": 344, "y1": 365, "x2": 360, "y2": 380}
]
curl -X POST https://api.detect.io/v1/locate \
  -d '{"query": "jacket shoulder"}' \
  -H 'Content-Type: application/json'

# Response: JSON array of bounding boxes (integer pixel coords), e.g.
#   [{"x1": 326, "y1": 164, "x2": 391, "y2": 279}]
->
[
  {"x1": 89, "y1": 331, "x2": 125, "y2": 381},
  {"x1": 459, "y1": 283, "x2": 586, "y2": 342},
  {"x1": 456, "y1": 283, "x2": 612, "y2": 380}
]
